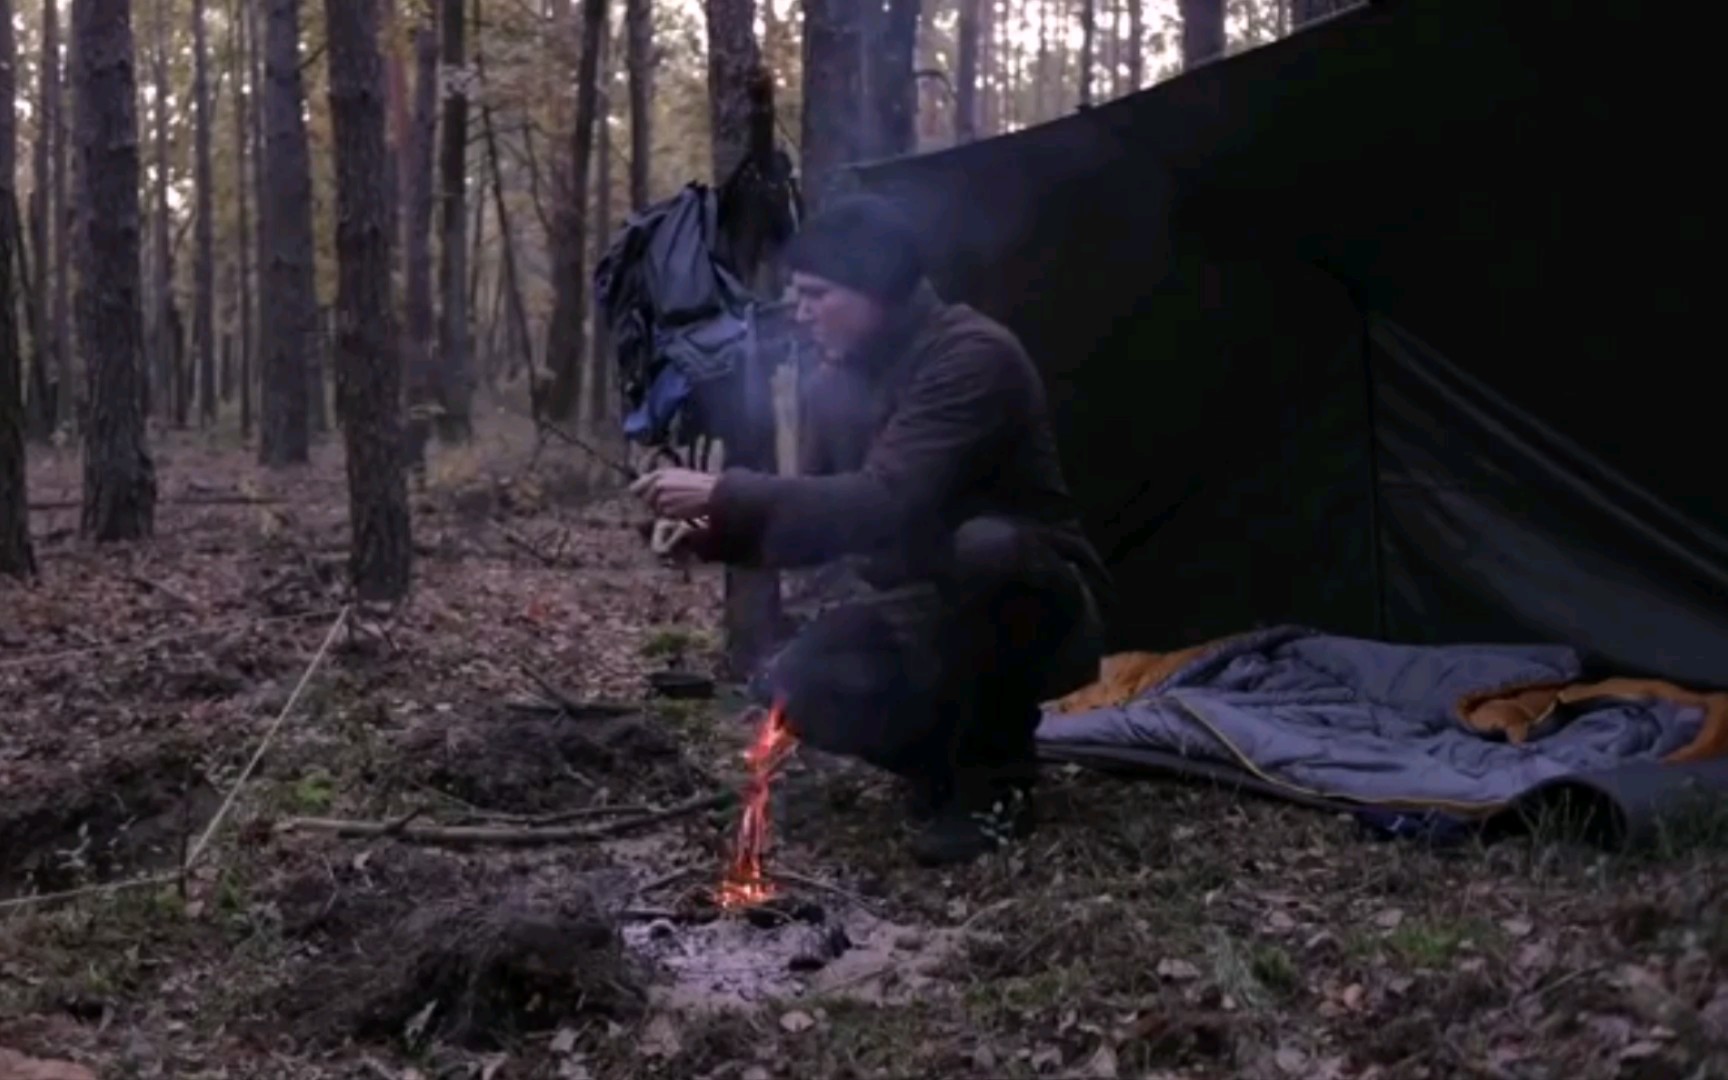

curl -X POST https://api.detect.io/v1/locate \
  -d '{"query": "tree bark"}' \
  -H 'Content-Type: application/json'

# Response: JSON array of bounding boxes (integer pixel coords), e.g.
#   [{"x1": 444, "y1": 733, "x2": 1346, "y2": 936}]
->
[
  {"x1": 1179, "y1": 0, "x2": 1225, "y2": 68},
  {"x1": 231, "y1": 0, "x2": 253, "y2": 434},
  {"x1": 259, "y1": 0, "x2": 316, "y2": 466},
  {"x1": 588, "y1": 7, "x2": 613, "y2": 427},
  {"x1": 47, "y1": 0, "x2": 72, "y2": 434},
  {"x1": 434, "y1": 0, "x2": 472, "y2": 442},
  {"x1": 703, "y1": 0, "x2": 757, "y2": 184},
  {"x1": 625, "y1": 0, "x2": 650, "y2": 210},
  {"x1": 246, "y1": 0, "x2": 265, "y2": 438},
  {"x1": 954, "y1": 0, "x2": 978, "y2": 143},
  {"x1": 867, "y1": 0, "x2": 919, "y2": 159},
  {"x1": 402, "y1": 22, "x2": 436, "y2": 465},
  {"x1": 800, "y1": 0, "x2": 864, "y2": 209},
  {"x1": 476, "y1": 32, "x2": 532, "y2": 383},
  {"x1": 193, "y1": 0, "x2": 216, "y2": 428},
  {"x1": 74, "y1": 0, "x2": 157, "y2": 540},
  {"x1": 325, "y1": 0, "x2": 412, "y2": 601},
  {"x1": 26, "y1": 0, "x2": 58, "y2": 441},
  {"x1": 0, "y1": 0, "x2": 34, "y2": 576},
  {"x1": 1128, "y1": 0, "x2": 1144, "y2": 91},
  {"x1": 1079, "y1": 0, "x2": 1095, "y2": 106},
  {"x1": 540, "y1": 0, "x2": 606, "y2": 422},
  {"x1": 150, "y1": 0, "x2": 173, "y2": 423}
]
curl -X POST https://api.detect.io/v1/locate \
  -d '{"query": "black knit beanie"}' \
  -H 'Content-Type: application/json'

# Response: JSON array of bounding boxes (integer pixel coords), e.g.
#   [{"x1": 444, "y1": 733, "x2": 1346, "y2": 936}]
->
[{"x1": 784, "y1": 194, "x2": 926, "y2": 304}]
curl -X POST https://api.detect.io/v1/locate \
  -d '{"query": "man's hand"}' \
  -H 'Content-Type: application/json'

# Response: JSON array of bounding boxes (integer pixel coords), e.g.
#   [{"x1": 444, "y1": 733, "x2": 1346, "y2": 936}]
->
[
  {"x1": 629, "y1": 467, "x2": 718, "y2": 521},
  {"x1": 649, "y1": 516, "x2": 711, "y2": 561}
]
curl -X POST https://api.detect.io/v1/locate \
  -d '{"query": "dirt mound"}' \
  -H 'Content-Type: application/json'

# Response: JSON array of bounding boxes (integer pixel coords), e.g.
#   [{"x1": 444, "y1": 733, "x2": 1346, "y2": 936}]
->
[
  {"x1": 398, "y1": 705, "x2": 707, "y2": 814},
  {"x1": 0, "y1": 746, "x2": 217, "y2": 899},
  {"x1": 267, "y1": 847, "x2": 645, "y2": 1050}
]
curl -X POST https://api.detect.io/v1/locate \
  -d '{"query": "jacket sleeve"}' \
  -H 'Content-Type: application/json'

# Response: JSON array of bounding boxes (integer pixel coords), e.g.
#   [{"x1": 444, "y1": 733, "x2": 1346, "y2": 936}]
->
[{"x1": 707, "y1": 331, "x2": 1023, "y2": 568}]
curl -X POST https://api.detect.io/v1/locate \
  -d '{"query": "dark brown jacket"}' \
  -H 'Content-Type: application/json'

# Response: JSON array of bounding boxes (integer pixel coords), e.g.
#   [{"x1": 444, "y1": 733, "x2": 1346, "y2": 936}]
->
[{"x1": 708, "y1": 283, "x2": 1112, "y2": 612}]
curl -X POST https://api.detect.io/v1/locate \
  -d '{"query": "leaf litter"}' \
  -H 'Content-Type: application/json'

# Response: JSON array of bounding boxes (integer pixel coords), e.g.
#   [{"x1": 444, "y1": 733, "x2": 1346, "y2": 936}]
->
[{"x1": 1, "y1": 428, "x2": 1726, "y2": 1079}]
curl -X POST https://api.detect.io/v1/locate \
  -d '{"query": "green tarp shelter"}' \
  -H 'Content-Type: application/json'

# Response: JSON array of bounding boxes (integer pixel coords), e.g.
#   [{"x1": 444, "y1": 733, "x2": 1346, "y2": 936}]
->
[{"x1": 849, "y1": 0, "x2": 1724, "y2": 688}]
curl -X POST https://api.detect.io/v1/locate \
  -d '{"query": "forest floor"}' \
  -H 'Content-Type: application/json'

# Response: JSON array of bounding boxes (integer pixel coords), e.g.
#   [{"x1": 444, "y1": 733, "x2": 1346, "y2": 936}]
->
[{"x1": 3, "y1": 409, "x2": 1727, "y2": 1080}]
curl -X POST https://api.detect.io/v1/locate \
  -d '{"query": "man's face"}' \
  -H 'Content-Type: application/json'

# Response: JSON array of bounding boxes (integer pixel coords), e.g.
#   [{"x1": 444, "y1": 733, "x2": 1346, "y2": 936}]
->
[{"x1": 789, "y1": 271, "x2": 885, "y2": 362}]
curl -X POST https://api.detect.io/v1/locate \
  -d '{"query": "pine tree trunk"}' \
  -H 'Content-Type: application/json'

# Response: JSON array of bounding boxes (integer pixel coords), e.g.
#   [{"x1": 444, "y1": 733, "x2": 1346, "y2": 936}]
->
[
  {"x1": 1128, "y1": 0, "x2": 1144, "y2": 91},
  {"x1": 868, "y1": 0, "x2": 919, "y2": 159},
  {"x1": 259, "y1": 0, "x2": 316, "y2": 466},
  {"x1": 955, "y1": 0, "x2": 978, "y2": 142},
  {"x1": 27, "y1": 0, "x2": 57, "y2": 441},
  {"x1": 434, "y1": 0, "x2": 472, "y2": 442},
  {"x1": 476, "y1": 24, "x2": 532, "y2": 383},
  {"x1": 1079, "y1": 0, "x2": 1094, "y2": 106},
  {"x1": 587, "y1": 9, "x2": 612, "y2": 429},
  {"x1": 150, "y1": 0, "x2": 172, "y2": 423},
  {"x1": 801, "y1": 0, "x2": 863, "y2": 209},
  {"x1": 325, "y1": 0, "x2": 412, "y2": 601},
  {"x1": 704, "y1": 0, "x2": 758, "y2": 184},
  {"x1": 47, "y1": 0, "x2": 73, "y2": 434},
  {"x1": 246, "y1": 0, "x2": 265, "y2": 438},
  {"x1": 193, "y1": 0, "x2": 216, "y2": 427},
  {"x1": 1179, "y1": 0, "x2": 1225, "y2": 67},
  {"x1": 540, "y1": 0, "x2": 606, "y2": 422},
  {"x1": 0, "y1": 0, "x2": 34, "y2": 577},
  {"x1": 402, "y1": 22, "x2": 436, "y2": 463},
  {"x1": 625, "y1": 0, "x2": 651, "y2": 210},
  {"x1": 232, "y1": 0, "x2": 252, "y2": 430},
  {"x1": 74, "y1": 0, "x2": 157, "y2": 540}
]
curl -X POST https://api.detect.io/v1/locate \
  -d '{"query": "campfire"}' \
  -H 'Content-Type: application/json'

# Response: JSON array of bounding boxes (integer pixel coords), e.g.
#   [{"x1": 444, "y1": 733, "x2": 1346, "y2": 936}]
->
[{"x1": 715, "y1": 700, "x2": 798, "y2": 911}]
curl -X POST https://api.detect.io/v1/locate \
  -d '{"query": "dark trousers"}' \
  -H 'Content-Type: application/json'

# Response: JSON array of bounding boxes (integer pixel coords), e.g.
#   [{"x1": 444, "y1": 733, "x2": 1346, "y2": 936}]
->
[{"x1": 760, "y1": 516, "x2": 1103, "y2": 801}]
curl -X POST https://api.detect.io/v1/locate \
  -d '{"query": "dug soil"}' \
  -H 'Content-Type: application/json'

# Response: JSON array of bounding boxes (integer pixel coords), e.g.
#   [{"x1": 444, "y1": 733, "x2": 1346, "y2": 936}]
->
[{"x1": 3, "y1": 423, "x2": 1727, "y2": 1080}]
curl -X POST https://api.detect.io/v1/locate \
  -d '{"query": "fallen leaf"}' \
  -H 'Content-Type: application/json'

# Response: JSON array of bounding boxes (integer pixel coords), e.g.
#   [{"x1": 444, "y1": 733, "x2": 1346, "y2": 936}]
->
[
  {"x1": 1373, "y1": 909, "x2": 1405, "y2": 930},
  {"x1": 780, "y1": 1010, "x2": 816, "y2": 1033},
  {"x1": 479, "y1": 1054, "x2": 509, "y2": 1080},
  {"x1": 550, "y1": 1028, "x2": 579, "y2": 1054},
  {"x1": 0, "y1": 1049, "x2": 98, "y2": 1080},
  {"x1": 1078, "y1": 1044, "x2": 1119, "y2": 1078},
  {"x1": 1341, "y1": 983, "x2": 1366, "y2": 1011},
  {"x1": 1030, "y1": 1044, "x2": 1063, "y2": 1071},
  {"x1": 1156, "y1": 957, "x2": 1202, "y2": 981},
  {"x1": 1267, "y1": 910, "x2": 1296, "y2": 932},
  {"x1": 1620, "y1": 1040, "x2": 1662, "y2": 1060},
  {"x1": 641, "y1": 1014, "x2": 683, "y2": 1057},
  {"x1": 970, "y1": 1046, "x2": 997, "y2": 1071},
  {"x1": 1274, "y1": 1046, "x2": 1308, "y2": 1074},
  {"x1": 1501, "y1": 916, "x2": 1534, "y2": 938}
]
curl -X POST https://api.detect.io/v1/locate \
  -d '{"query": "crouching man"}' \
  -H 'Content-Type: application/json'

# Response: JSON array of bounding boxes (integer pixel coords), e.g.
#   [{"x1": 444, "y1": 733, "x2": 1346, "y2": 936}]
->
[{"x1": 630, "y1": 195, "x2": 1112, "y2": 866}]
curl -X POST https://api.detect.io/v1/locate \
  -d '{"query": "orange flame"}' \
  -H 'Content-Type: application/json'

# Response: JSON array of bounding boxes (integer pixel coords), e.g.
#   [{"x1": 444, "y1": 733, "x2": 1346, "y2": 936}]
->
[{"x1": 716, "y1": 700, "x2": 799, "y2": 910}]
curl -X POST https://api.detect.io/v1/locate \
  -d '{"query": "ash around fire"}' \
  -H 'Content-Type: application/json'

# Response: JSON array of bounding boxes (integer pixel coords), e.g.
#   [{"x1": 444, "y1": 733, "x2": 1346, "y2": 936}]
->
[{"x1": 621, "y1": 891, "x2": 963, "y2": 1012}]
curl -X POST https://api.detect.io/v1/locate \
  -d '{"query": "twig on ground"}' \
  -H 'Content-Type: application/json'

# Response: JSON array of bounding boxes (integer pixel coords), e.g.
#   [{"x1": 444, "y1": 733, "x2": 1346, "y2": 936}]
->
[
  {"x1": 278, "y1": 791, "x2": 735, "y2": 847},
  {"x1": 497, "y1": 522, "x2": 558, "y2": 566},
  {"x1": 517, "y1": 663, "x2": 636, "y2": 720},
  {"x1": 630, "y1": 866, "x2": 700, "y2": 898},
  {"x1": 0, "y1": 872, "x2": 179, "y2": 915},
  {"x1": 458, "y1": 803, "x2": 659, "y2": 826},
  {"x1": 777, "y1": 870, "x2": 881, "y2": 914},
  {"x1": 128, "y1": 574, "x2": 202, "y2": 610},
  {"x1": 28, "y1": 494, "x2": 285, "y2": 512}
]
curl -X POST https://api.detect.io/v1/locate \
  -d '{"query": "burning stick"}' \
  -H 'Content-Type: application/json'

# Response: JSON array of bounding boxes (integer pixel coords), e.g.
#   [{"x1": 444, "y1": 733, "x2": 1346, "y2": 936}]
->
[{"x1": 716, "y1": 701, "x2": 799, "y2": 910}]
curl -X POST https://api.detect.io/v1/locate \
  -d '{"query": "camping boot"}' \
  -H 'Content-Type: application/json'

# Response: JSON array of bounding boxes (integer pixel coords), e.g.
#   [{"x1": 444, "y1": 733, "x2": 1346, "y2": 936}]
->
[{"x1": 907, "y1": 772, "x2": 1034, "y2": 866}]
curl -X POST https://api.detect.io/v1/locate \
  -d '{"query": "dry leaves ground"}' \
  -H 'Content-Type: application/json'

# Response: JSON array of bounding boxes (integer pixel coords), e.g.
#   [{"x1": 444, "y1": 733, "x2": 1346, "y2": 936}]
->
[{"x1": 3, "y1": 415, "x2": 1726, "y2": 1080}]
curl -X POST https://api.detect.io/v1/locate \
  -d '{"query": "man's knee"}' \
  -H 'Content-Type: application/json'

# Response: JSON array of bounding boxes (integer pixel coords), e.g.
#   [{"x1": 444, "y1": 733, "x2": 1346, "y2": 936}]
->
[{"x1": 952, "y1": 516, "x2": 1034, "y2": 588}]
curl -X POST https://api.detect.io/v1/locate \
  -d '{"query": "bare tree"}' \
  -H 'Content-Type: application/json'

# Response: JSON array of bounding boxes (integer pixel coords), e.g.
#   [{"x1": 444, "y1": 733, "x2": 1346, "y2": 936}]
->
[
  {"x1": 866, "y1": 0, "x2": 920, "y2": 158},
  {"x1": 259, "y1": 0, "x2": 316, "y2": 466},
  {"x1": 402, "y1": 21, "x2": 436, "y2": 462},
  {"x1": 150, "y1": 0, "x2": 174, "y2": 422},
  {"x1": 435, "y1": 0, "x2": 472, "y2": 442},
  {"x1": 1180, "y1": 0, "x2": 1225, "y2": 67},
  {"x1": 800, "y1": 0, "x2": 864, "y2": 208},
  {"x1": 231, "y1": 0, "x2": 253, "y2": 433},
  {"x1": 27, "y1": 0, "x2": 60, "y2": 441},
  {"x1": 1080, "y1": 0, "x2": 1095, "y2": 105},
  {"x1": 704, "y1": 0, "x2": 758, "y2": 183},
  {"x1": 0, "y1": 0, "x2": 35, "y2": 577},
  {"x1": 325, "y1": 0, "x2": 412, "y2": 601},
  {"x1": 47, "y1": 0, "x2": 72, "y2": 433},
  {"x1": 74, "y1": 0, "x2": 157, "y2": 540},
  {"x1": 540, "y1": 0, "x2": 607, "y2": 422},
  {"x1": 626, "y1": 0, "x2": 651, "y2": 209},
  {"x1": 193, "y1": 0, "x2": 216, "y2": 427},
  {"x1": 955, "y1": 0, "x2": 978, "y2": 142}
]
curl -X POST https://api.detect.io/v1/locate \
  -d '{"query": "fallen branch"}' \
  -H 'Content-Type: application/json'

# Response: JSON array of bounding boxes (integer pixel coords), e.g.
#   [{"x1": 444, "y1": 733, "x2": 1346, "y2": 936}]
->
[
  {"x1": 456, "y1": 802, "x2": 659, "y2": 826},
  {"x1": 29, "y1": 494, "x2": 284, "y2": 512},
  {"x1": 518, "y1": 664, "x2": 637, "y2": 720},
  {"x1": 279, "y1": 791, "x2": 735, "y2": 847},
  {"x1": 498, "y1": 523, "x2": 559, "y2": 566}
]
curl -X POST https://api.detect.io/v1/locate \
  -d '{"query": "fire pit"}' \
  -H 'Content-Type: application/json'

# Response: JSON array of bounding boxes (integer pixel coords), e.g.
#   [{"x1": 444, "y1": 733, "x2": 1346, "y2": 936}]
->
[{"x1": 616, "y1": 703, "x2": 964, "y2": 1009}]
